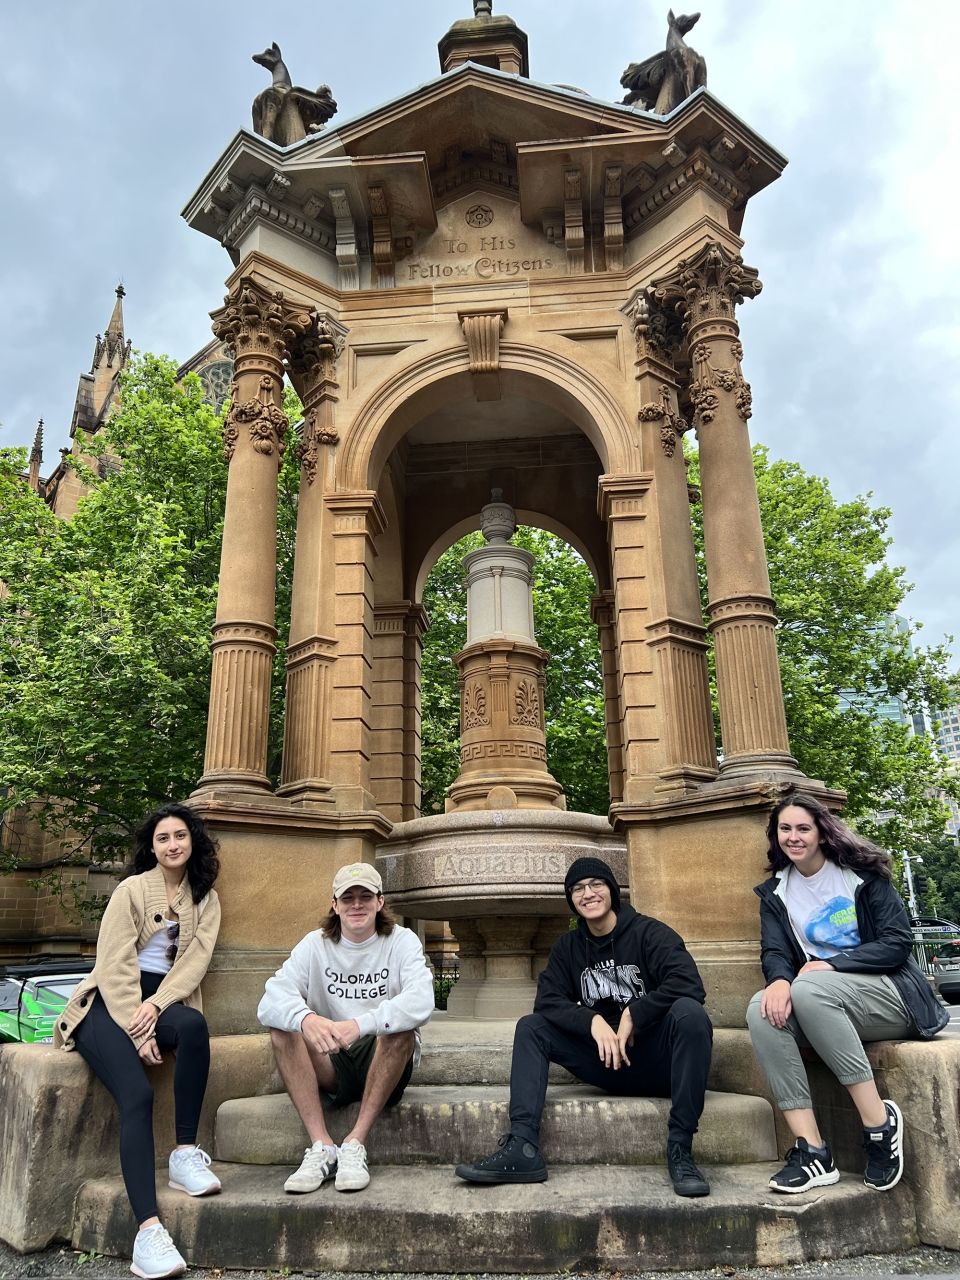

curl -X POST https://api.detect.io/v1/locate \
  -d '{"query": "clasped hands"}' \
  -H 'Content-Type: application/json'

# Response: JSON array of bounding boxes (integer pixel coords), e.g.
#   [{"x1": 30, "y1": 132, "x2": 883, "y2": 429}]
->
[
  {"x1": 591, "y1": 1006, "x2": 634, "y2": 1070},
  {"x1": 301, "y1": 1012, "x2": 361, "y2": 1056}
]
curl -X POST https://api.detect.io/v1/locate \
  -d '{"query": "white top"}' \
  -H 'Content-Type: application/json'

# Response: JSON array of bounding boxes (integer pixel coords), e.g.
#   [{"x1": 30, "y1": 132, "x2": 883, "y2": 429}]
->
[
  {"x1": 784, "y1": 859, "x2": 861, "y2": 960},
  {"x1": 137, "y1": 918, "x2": 178, "y2": 975},
  {"x1": 257, "y1": 925, "x2": 434, "y2": 1060}
]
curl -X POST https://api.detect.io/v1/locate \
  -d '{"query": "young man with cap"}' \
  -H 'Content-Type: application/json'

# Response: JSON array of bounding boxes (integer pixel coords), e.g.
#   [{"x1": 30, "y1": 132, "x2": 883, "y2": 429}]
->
[
  {"x1": 258, "y1": 862, "x2": 434, "y2": 1195},
  {"x1": 455, "y1": 856, "x2": 713, "y2": 1196}
]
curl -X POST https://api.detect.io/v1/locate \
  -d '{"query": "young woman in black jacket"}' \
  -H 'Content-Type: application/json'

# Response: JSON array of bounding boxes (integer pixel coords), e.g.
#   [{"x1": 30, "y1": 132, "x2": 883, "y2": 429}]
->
[{"x1": 747, "y1": 792, "x2": 947, "y2": 1196}]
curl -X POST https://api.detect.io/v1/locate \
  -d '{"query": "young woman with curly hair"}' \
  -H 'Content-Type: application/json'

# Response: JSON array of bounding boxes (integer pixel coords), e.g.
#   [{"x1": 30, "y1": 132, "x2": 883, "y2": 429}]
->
[
  {"x1": 747, "y1": 792, "x2": 947, "y2": 1197},
  {"x1": 55, "y1": 803, "x2": 223, "y2": 1278}
]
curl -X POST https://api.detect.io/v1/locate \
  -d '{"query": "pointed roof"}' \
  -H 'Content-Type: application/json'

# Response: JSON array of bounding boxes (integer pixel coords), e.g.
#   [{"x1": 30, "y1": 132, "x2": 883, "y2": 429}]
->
[{"x1": 92, "y1": 284, "x2": 129, "y2": 372}]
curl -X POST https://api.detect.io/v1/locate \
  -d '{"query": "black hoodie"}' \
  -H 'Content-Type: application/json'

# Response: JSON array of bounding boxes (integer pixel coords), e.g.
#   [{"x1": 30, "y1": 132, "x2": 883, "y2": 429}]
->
[{"x1": 533, "y1": 903, "x2": 706, "y2": 1038}]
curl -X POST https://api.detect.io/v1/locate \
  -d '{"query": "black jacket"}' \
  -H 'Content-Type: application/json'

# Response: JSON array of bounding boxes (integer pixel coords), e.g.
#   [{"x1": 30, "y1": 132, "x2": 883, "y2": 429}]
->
[
  {"x1": 754, "y1": 867, "x2": 948, "y2": 1039},
  {"x1": 534, "y1": 904, "x2": 707, "y2": 1038}
]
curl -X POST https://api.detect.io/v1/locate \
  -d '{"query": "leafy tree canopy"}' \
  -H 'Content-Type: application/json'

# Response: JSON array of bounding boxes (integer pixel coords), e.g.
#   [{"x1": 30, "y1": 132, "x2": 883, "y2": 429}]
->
[
  {"x1": 688, "y1": 444, "x2": 960, "y2": 852},
  {"x1": 0, "y1": 354, "x2": 226, "y2": 869}
]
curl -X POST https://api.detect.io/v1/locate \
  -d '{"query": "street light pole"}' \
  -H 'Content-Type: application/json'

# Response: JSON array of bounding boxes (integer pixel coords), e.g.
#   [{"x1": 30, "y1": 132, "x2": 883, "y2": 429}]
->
[{"x1": 902, "y1": 854, "x2": 923, "y2": 917}]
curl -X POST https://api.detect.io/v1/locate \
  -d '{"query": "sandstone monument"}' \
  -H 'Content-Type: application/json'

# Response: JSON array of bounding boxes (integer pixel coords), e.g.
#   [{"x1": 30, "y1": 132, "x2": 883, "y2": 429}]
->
[{"x1": 179, "y1": 0, "x2": 833, "y2": 1032}]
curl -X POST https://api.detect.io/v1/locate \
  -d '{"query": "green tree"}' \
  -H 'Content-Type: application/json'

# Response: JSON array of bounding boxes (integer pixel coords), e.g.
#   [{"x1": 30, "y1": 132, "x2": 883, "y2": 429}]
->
[
  {"x1": 911, "y1": 834, "x2": 960, "y2": 925},
  {"x1": 420, "y1": 527, "x2": 607, "y2": 816},
  {"x1": 689, "y1": 444, "x2": 960, "y2": 849},
  {"x1": 0, "y1": 354, "x2": 227, "y2": 872}
]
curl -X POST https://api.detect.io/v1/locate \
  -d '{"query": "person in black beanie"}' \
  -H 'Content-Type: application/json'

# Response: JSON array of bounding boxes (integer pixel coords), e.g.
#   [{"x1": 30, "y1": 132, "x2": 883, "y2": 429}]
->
[{"x1": 455, "y1": 856, "x2": 713, "y2": 1196}]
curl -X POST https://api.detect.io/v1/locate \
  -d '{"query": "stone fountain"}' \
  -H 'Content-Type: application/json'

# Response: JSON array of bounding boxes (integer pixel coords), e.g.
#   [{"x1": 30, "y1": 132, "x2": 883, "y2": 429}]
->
[{"x1": 378, "y1": 493, "x2": 627, "y2": 1018}]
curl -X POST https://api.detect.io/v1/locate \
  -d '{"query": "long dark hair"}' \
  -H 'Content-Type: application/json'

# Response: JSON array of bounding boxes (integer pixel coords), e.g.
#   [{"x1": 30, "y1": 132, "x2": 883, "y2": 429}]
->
[
  {"x1": 321, "y1": 899, "x2": 396, "y2": 943},
  {"x1": 127, "y1": 803, "x2": 221, "y2": 903},
  {"x1": 765, "y1": 792, "x2": 892, "y2": 879}
]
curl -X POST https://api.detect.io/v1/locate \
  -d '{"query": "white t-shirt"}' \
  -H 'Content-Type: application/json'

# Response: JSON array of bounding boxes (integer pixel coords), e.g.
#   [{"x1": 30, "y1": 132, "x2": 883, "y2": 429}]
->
[
  {"x1": 784, "y1": 860, "x2": 860, "y2": 960},
  {"x1": 138, "y1": 918, "x2": 178, "y2": 975}
]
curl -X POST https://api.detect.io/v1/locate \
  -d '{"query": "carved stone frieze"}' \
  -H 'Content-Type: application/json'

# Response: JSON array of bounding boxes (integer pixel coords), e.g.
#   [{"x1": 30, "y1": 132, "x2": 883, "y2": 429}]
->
[
  {"x1": 689, "y1": 339, "x2": 752, "y2": 425},
  {"x1": 211, "y1": 278, "x2": 311, "y2": 363},
  {"x1": 638, "y1": 383, "x2": 688, "y2": 458},
  {"x1": 223, "y1": 373, "x2": 289, "y2": 463},
  {"x1": 463, "y1": 680, "x2": 489, "y2": 729}
]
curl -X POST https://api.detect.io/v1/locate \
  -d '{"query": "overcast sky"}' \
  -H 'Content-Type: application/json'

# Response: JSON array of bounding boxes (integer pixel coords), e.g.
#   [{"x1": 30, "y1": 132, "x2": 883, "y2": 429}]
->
[{"x1": 2, "y1": 1, "x2": 957, "y2": 663}]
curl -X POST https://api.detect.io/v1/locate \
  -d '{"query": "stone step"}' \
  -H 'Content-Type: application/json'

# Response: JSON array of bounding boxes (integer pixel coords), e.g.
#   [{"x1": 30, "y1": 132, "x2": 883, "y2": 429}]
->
[
  {"x1": 214, "y1": 1084, "x2": 777, "y2": 1165},
  {"x1": 73, "y1": 1162, "x2": 918, "y2": 1273}
]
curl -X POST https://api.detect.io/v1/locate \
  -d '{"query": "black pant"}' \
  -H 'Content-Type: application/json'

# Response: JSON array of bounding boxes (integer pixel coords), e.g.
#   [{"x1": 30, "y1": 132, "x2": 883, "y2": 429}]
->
[
  {"x1": 509, "y1": 997, "x2": 712, "y2": 1148},
  {"x1": 73, "y1": 970, "x2": 210, "y2": 1224}
]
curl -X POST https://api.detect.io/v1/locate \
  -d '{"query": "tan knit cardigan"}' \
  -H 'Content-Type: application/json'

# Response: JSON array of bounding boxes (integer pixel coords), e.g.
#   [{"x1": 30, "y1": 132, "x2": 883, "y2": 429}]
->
[{"x1": 54, "y1": 866, "x2": 221, "y2": 1051}]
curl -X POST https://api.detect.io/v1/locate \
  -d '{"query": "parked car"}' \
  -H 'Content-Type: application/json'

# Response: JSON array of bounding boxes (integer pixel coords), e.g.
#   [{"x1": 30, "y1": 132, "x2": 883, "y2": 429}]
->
[
  {"x1": 933, "y1": 949, "x2": 960, "y2": 1004},
  {"x1": 0, "y1": 958, "x2": 94, "y2": 1045}
]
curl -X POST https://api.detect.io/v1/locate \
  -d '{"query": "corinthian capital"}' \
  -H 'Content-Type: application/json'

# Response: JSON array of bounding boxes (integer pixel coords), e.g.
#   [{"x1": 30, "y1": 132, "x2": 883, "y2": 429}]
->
[
  {"x1": 650, "y1": 242, "x2": 761, "y2": 334},
  {"x1": 286, "y1": 310, "x2": 349, "y2": 400},
  {"x1": 211, "y1": 278, "x2": 311, "y2": 362}
]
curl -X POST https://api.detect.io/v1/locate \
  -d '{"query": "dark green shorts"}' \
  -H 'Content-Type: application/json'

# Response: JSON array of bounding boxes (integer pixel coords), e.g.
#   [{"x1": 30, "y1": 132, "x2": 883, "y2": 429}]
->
[{"x1": 324, "y1": 1034, "x2": 415, "y2": 1110}]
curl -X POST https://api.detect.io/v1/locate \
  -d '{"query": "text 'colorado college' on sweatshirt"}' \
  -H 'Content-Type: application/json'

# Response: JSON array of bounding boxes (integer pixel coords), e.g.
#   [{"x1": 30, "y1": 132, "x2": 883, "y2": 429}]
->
[{"x1": 257, "y1": 925, "x2": 434, "y2": 1058}]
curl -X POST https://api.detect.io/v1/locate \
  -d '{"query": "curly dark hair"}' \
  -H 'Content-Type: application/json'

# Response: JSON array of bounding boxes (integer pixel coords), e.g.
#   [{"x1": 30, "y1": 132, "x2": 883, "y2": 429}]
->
[
  {"x1": 765, "y1": 791, "x2": 892, "y2": 880},
  {"x1": 126, "y1": 803, "x2": 221, "y2": 902},
  {"x1": 320, "y1": 897, "x2": 396, "y2": 943}
]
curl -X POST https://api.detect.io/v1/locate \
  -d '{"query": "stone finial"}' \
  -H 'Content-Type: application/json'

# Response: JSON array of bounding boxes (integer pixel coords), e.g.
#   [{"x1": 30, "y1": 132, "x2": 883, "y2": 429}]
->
[
  {"x1": 31, "y1": 419, "x2": 44, "y2": 461},
  {"x1": 474, "y1": 0, "x2": 493, "y2": 14},
  {"x1": 480, "y1": 489, "x2": 516, "y2": 544}
]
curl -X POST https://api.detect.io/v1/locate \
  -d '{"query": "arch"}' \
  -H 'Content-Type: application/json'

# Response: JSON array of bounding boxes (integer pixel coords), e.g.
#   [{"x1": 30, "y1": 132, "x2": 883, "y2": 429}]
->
[
  {"x1": 339, "y1": 337, "x2": 639, "y2": 494},
  {"x1": 413, "y1": 508, "x2": 602, "y2": 602}
]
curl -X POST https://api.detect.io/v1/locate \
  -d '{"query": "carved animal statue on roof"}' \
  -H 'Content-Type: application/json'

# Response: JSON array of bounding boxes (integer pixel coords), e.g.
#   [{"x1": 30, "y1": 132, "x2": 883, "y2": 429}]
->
[
  {"x1": 620, "y1": 10, "x2": 707, "y2": 115},
  {"x1": 251, "y1": 43, "x2": 337, "y2": 146}
]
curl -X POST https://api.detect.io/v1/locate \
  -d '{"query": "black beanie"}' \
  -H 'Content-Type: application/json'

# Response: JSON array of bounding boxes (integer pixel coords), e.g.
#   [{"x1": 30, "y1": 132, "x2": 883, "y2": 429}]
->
[{"x1": 564, "y1": 857, "x2": 621, "y2": 914}]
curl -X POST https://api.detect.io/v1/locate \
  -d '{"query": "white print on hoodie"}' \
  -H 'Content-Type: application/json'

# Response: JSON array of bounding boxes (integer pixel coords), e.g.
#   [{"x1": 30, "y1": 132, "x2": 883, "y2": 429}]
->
[{"x1": 257, "y1": 925, "x2": 434, "y2": 1060}]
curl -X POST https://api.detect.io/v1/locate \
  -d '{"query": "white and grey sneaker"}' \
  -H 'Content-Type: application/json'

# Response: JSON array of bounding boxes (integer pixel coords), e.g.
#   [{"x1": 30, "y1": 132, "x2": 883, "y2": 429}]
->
[
  {"x1": 283, "y1": 1141, "x2": 337, "y2": 1194},
  {"x1": 335, "y1": 1139, "x2": 370, "y2": 1191},
  {"x1": 168, "y1": 1145, "x2": 222, "y2": 1197},
  {"x1": 768, "y1": 1137, "x2": 840, "y2": 1193},
  {"x1": 130, "y1": 1224, "x2": 186, "y2": 1279}
]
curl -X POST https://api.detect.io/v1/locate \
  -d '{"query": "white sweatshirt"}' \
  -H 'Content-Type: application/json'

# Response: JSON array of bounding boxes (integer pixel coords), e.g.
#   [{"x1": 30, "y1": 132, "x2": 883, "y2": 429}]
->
[{"x1": 257, "y1": 925, "x2": 434, "y2": 1056}]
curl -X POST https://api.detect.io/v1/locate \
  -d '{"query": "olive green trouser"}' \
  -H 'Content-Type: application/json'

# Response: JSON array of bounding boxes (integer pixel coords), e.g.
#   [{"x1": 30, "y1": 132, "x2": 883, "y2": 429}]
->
[{"x1": 746, "y1": 969, "x2": 912, "y2": 1111}]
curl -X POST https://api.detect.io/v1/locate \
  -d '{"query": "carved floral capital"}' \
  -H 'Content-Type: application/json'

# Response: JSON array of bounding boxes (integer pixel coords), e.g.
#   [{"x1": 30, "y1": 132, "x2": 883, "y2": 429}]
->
[
  {"x1": 211, "y1": 278, "x2": 311, "y2": 363},
  {"x1": 649, "y1": 242, "x2": 762, "y2": 336}
]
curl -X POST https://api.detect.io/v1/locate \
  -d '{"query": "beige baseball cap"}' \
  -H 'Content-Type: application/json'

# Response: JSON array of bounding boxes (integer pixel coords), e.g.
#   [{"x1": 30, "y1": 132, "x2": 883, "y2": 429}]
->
[{"x1": 332, "y1": 862, "x2": 383, "y2": 898}]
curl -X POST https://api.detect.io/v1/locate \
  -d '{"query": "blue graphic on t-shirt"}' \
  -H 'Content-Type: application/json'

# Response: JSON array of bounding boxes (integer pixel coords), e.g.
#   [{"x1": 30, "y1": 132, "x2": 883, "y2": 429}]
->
[{"x1": 805, "y1": 896, "x2": 860, "y2": 950}]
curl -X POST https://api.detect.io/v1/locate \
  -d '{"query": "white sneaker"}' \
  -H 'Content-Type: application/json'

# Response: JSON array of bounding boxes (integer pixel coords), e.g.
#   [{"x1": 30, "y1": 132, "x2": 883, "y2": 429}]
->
[
  {"x1": 130, "y1": 1224, "x2": 186, "y2": 1279},
  {"x1": 335, "y1": 1139, "x2": 370, "y2": 1192},
  {"x1": 283, "y1": 1141, "x2": 337, "y2": 1194},
  {"x1": 168, "y1": 1145, "x2": 222, "y2": 1197}
]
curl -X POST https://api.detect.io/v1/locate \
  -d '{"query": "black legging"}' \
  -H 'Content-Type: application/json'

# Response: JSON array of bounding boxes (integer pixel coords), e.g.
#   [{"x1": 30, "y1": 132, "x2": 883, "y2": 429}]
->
[{"x1": 73, "y1": 970, "x2": 210, "y2": 1223}]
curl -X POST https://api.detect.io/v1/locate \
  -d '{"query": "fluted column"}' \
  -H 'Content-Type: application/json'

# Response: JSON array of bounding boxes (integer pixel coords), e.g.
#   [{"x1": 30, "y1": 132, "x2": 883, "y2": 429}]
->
[
  {"x1": 278, "y1": 312, "x2": 348, "y2": 803},
  {"x1": 650, "y1": 243, "x2": 796, "y2": 773},
  {"x1": 371, "y1": 601, "x2": 430, "y2": 820},
  {"x1": 198, "y1": 278, "x2": 309, "y2": 790}
]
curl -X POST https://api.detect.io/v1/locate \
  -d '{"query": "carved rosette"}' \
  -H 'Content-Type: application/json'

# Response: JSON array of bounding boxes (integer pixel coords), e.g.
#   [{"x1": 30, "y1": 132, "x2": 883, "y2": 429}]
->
[
  {"x1": 212, "y1": 277, "x2": 311, "y2": 363},
  {"x1": 223, "y1": 373, "x2": 289, "y2": 463},
  {"x1": 688, "y1": 341, "x2": 752, "y2": 425},
  {"x1": 512, "y1": 678, "x2": 541, "y2": 728},
  {"x1": 463, "y1": 680, "x2": 489, "y2": 729},
  {"x1": 638, "y1": 383, "x2": 688, "y2": 458}
]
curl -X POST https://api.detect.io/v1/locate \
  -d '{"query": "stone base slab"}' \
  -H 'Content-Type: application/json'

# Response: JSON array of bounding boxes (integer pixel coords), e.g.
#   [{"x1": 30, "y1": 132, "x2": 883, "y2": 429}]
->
[{"x1": 72, "y1": 1163, "x2": 917, "y2": 1274}]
